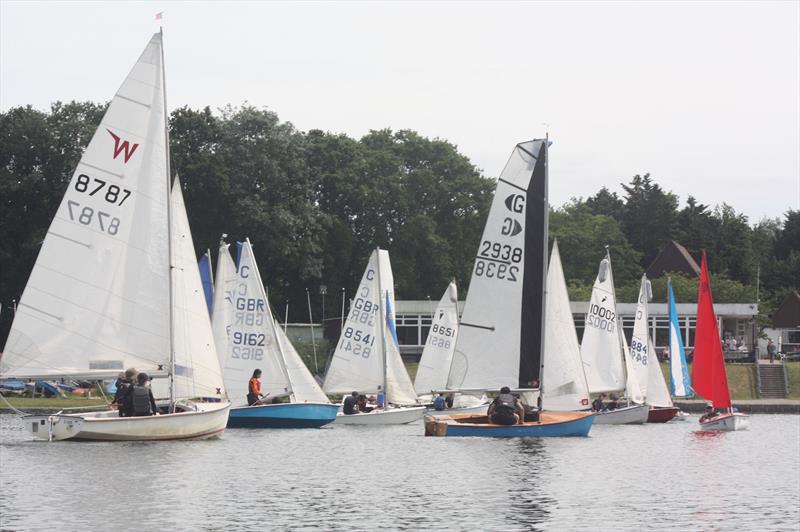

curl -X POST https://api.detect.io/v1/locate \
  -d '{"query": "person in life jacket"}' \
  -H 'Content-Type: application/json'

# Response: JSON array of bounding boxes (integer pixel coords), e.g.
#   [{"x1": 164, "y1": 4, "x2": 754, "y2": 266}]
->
[
  {"x1": 247, "y1": 369, "x2": 267, "y2": 406},
  {"x1": 433, "y1": 393, "x2": 447, "y2": 411},
  {"x1": 487, "y1": 386, "x2": 526, "y2": 425},
  {"x1": 123, "y1": 373, "x2": 159, "y2": 417},
  {"x1": 112, "y1": 367, "x2": 137, "y2": 416}
]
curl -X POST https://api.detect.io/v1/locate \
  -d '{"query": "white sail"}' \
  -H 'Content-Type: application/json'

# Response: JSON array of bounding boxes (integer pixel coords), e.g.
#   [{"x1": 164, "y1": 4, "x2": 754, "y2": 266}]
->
[
  {"x1": 621, "y1": 325, "x2": 645, "y2": 404},
  {"x1": 276, "y1": 324, "x2": 330, "y2": 404},
  {"x1": 1, "y1": 34, "x2": 171, "y2": 379},
  {"x1": 542, "y1": 241, "x2": 591, "y2": 410},
  {"x1": 211, "y1": 242, "x2": 236, "y2": 370},
  {"x1": 450, "y1": 140, "x2": 546, "y2": 390},
  {"x1": 221, "y1": 240, "x2": 291, "y2": 407},
  {"x1": 323, "y1": 249, "x2": 417, "y2": 405},
  {"x1": 159, "y1": 179, "x2": 226, "y2": 400},
  {"x1": 629, "y1": 275, "x2": 672, "y2": 406},
  {"x1": 414, "y1": 282, "x2": 459, "y2": 395},
  {"x1": 580, "y1": 257, "x2": 626, "y2": 393}
]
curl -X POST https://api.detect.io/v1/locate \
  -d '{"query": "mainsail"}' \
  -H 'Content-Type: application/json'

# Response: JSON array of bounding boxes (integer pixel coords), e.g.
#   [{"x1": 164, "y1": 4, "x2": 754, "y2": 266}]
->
[
  {"x1": 541, "y1": 240, "x2": 591, "y2": 410},
  {"x1": 630, "y1": 275, "x2": 672, "y2": 407},
  {"x1": 449, "y1": 140, "x2": 547, "y2": 391},
  {"x1": 415, "y1": 281, "x2": 459, "y2": 395},
  {"x1": 692, "y1": 252, "x2": 731, "y2": 409},
  {"x1": 668, "y1": 279, "x2": 693, "y2": 397},
  {"x1": 580, "y1": 254, "x2": 626, "y2": 393},
  {"x1": 323, "y1": 249, "x2": 417, "y2": 405},
  {"x1": 1, "y1": 34, "x2": 171, "y2": 380}
]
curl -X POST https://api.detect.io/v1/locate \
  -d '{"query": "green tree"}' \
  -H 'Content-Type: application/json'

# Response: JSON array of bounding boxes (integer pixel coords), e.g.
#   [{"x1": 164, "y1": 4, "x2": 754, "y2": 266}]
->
[{"x1": 621, "y1": 173, "x2": 678, "y2": 267}]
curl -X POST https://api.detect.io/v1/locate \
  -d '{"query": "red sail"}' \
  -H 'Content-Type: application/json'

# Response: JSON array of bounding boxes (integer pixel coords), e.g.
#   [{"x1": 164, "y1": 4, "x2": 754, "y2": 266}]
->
[{"x1": 691, "y1": 251, "x2": 731, "y2": 408}]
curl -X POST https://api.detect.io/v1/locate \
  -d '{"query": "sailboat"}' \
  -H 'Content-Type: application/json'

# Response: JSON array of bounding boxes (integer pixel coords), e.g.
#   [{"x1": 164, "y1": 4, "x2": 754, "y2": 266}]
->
[
  {"x1": 211, "y1": 239, "x2": 339, "y2": 428},
  {"x1": 693, "y1": 252, "x2": 749, "y2": 431},
  {"x1": 413, "y1": 282, "x2": 488, "y2": 415},
  {"x1": 425, "y1": 139, "x2": 594, "y2": 437},
  {"x1": 0, "y1": 32, "x2": 231, "y2": 440},
  {"x1": 627, "y1": 275, "x2": 680, "y2": 423},
  {"x1": 579, "y1": 252, "x2": 649, "y2": 424},
  {"x1": 667, "y1": 277, "x2": 692, "y2": 421},
  {"x1": 323, "y1": 248, "x2": 425, "y2": 425}
]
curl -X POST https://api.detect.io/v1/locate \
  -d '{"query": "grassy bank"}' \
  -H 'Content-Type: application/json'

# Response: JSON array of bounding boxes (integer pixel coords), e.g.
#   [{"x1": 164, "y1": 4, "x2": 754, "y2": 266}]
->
[
  {"x1": 786, "y1": 362, "x2": 800, "y2": 400},
  {"x1": 1, "y1": 396, "x2": 110, "y2": 408}
]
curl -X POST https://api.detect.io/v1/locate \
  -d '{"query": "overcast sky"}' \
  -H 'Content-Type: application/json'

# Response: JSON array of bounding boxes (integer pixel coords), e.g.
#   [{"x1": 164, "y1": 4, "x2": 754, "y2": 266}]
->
[{"x1": 1, "y1": 1, "x2": 798, "y2": 223}]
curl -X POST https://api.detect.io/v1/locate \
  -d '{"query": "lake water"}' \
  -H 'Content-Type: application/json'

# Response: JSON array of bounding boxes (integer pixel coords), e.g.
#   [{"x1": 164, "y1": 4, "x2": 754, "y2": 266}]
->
[{"x1": 1, "y1": 413, "x2": 798, "y2": 531}]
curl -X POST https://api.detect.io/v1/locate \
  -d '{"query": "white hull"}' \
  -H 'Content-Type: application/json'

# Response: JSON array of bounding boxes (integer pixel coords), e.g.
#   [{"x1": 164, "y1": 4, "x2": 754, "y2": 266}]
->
[
  {"x1": 25, "y1": 401, "x2": 231, "y2": 441},
  {"x1": 334, "y1": 406, "x2": 425, "y2": 425},
  {"x1": 425, "y1": 402, "x2": 489, "y2": 416},
  {"x1": 699, "y1": 412, "x2": 749, "y2": 431},
  {"x1": 593, "y1": 403, "x2": 649, "y2": 425}
]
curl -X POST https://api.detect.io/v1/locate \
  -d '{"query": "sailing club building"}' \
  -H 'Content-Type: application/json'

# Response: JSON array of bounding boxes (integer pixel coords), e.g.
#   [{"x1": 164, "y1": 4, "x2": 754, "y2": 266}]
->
[{"x1": 390, "y1": 299, "x2": 759, "y2": 361}]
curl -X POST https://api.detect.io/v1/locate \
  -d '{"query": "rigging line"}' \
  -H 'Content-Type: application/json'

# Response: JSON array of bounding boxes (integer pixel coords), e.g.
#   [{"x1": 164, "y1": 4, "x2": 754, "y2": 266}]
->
[{"x1": 0, "y1": 392, "x2": 26, "y2": 416}]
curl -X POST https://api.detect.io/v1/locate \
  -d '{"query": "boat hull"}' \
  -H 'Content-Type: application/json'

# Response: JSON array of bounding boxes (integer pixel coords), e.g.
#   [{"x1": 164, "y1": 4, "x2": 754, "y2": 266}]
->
[
  {"x1": 25, "y1": 401, "x2": 231, "y2": 441},
  {"x1": 699, "y1": 412, "x2": 750, "y2": 431},
  {"x1": 424, "y1": 411, "x2": 594, "y2": 437},
  {"x1": 592, "y1": 403, "x2": 650, "y2": 424},
  {"x1": 334, "y1": 406, "x2": 425, "y2": 425},
  {"x1": 227, "y1": 403, "x2": 339, "y2": 428},
  {"x1": 647, "y1": 406, "x2": 680, "y2": 423}
]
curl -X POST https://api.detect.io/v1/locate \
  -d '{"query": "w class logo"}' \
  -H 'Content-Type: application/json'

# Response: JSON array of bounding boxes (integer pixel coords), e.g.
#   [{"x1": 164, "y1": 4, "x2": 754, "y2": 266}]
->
[{"x1": 106, "y1": 129, "x2": 139, "y2": 163}]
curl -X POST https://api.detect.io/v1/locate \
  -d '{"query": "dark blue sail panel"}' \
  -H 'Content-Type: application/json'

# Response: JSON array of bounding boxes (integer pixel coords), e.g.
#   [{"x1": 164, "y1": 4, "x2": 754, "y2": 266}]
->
[
  {"x1": 519, "y1": 141, "x2": 548, "y2": 389},
  {"x1": 198, "y1": 250, "x2": 214, "y2": 316}
]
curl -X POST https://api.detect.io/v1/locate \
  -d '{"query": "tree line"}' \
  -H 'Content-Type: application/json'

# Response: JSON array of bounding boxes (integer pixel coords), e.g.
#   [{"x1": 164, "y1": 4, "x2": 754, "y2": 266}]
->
[{"x1": 1, "y1": 102, "x2": 797, "y2": 348}]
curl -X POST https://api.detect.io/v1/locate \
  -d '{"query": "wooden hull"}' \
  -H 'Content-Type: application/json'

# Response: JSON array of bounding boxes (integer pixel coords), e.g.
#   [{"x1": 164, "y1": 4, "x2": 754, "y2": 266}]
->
[
  {"x1": 699, "y1": 412, "x2": 750, "y2": 431},
  {"x1": 647, "y1": 406, "x2": 680, "y2": 423},
  {"x1": 25, "y1": 401, "x2": 231, "y2": 441},
  {"x1": 593, "y1": 403, "x2": 650, "y2": 424},
  {"x1": 334, "y1": 406, "x2": 425, "y2": 425},
  {"x1": 424, "y1": 411, "x2": 594, "y2": 437},
  {"x1": 227, "y1": 403, "x2": 338, "y2": 428}
]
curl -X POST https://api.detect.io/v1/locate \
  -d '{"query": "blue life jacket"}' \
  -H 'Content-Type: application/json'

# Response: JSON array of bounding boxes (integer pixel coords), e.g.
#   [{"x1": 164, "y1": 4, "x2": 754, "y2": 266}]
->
[{"x1": 433, "y1": 395, "x2": 446, "y2": 411}]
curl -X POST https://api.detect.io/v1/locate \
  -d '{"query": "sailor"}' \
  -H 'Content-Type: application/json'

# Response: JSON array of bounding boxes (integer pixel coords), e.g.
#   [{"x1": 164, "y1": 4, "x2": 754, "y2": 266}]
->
[
  {"x1": 247, "y1": 369, "x2": 266, "y2": 406},
  {"x1": 343, "y1": 391, "x2": 359, "y2": 415},
  {"x1": 606, "y1": 394, "x2": 620, "y2": 411},
  {"x1": 112, "y1": 367, "x2": 137, "y2": 416},
  {"x1": 699, "y1": 405, "x2": 717, "y2": 423},
  {"x1": 487, "y1": 386, "x2": 525, "y2": 425},
  {"x1": 376, "y1": 385, "x2": 385, "y2": 408},
  {"x1": 433, "y1": 392, "x2": 447, "y2": 411},
  {"x1": 125, "y1": 373, "x2": 159, "y2": 417},
  {"x1": 591, "y1": 393, "x2": 605, "y2": 412}
]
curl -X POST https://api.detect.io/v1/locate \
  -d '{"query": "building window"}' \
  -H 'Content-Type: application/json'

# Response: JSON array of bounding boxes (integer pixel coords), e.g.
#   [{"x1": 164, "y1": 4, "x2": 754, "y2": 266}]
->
[
  {"x1": 395, "y1": 314, "x2": 420, "y2": 346},
  {"x1": 574, "y1": 316, "x2": 585, "y2": 343}
]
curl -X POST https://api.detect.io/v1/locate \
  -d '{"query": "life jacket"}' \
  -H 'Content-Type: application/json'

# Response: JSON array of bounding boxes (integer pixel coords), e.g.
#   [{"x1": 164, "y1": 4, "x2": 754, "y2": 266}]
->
[
  {"x1": 496, "y1": 393, "x2": 516, "y2": 415},
  {"x1": 131, "y1": 385, "x2": 152, "y2": 415}
]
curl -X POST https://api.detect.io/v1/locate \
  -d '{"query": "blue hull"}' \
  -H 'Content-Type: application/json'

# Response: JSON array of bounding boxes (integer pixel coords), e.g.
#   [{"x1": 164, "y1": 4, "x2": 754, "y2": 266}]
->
[
  {"x1": 430, "y1": 412, "x2": 595, "y2": 437},
  {"x1": 227, "y1": 403, "x2": 339, "y2": 429}
]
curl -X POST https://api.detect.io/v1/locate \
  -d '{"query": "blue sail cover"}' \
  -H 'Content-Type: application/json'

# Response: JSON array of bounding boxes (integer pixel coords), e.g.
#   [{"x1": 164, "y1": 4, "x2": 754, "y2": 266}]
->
[
  {"x1": 198, "y1": 250, "x2": 214, "y2": 316},
  {"x1": 385, "y1": 291, "x2": 400, "y2": 347},
  {"x1": 668, "y1": 282, "x2": 692, "y2": 397}
]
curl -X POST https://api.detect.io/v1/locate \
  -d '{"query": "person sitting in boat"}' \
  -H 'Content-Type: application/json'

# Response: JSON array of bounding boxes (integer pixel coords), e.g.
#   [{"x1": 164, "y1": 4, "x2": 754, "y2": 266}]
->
[
  {"x1": 605, "y1": 394, "x2": 620, "y2": 411},
  {"x1": 343, "y1": 391, "x2": 359, "y2": 415},
  {"x1": 376, "y1": 386, "x2": 386, "y2": 408},
  {"x1": 112, "y1": 367, "x2": 137, "y2": 416},
  {"x1": 433, "y1": 392, "x2": 447, "y2": 411},
  {"x1": 445, "y1": 393, "x2": 454, "y2": 409},
  {"x1": 124, "y1": 373, "x2": 159, "y2": 417},
  {"x1": 487, "y1": 386, "x2": 525, "y2": 426},
  {"x1": 247, "y1": 369, "x2": 266, "y2": 406},
  {"x1": 699, "y1": 405, "x2": 717, "y2": 423},
  {"x1": 591, "y1": 393, "x2": 605, "y2": 412},
  {"x1": 357, "y1": 394, "x2": 372, "y2": 413}
]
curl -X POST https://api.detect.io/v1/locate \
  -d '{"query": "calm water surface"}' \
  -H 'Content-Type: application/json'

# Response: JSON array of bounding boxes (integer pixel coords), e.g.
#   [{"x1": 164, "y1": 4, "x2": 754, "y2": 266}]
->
[{"x1": 1, "y1": 413, "x2": 798, "y2": 531}]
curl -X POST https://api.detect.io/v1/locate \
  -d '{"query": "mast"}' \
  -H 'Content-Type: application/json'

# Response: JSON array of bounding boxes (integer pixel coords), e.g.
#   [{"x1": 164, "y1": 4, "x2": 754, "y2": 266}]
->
[
  {"x1": 537, "y1": 134, "x2": 549, "y2": 403},
  {"x1": 376, "y1": 247, "x2": 388, "y2": 403},
  {"x1": 161, "y1": 27, "x2": 176, "y2": 410}
]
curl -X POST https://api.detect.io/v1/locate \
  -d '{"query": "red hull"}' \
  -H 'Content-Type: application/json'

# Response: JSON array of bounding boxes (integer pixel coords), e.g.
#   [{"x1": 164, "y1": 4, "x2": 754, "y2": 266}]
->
[{"x1": 647, "y1": 406, "x2": 679, "y2": 423}]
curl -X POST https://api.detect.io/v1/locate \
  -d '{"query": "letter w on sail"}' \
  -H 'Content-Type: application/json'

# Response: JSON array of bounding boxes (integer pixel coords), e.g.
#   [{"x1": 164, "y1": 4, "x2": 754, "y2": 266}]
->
[{"x1": 107, "y1": 129, "x2": 139, "y2": 163}]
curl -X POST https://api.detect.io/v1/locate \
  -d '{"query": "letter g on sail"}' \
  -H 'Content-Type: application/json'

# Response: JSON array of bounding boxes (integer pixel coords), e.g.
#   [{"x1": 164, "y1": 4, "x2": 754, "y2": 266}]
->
[{"x1": 504, "y1": 194, "x2": 525, "y2": 214}]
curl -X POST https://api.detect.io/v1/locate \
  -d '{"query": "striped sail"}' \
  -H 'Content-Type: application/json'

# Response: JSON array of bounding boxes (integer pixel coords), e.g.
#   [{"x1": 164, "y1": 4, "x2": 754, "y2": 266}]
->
[
  {"x1": 449, "y1": 140, "x2": 547, "y2": 391},
  {"x1": 1, "y1": 34, "x2": 170, "y2": 380},
  {"x1": 668, "y1": 279, "x2": 692, "y2": 397}
]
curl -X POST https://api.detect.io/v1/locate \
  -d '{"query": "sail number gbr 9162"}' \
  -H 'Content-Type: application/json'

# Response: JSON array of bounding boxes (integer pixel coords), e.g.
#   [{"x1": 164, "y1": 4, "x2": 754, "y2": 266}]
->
[
  {"x1": 474, "y1": 240, "x2": 521, "y2": 282},
  {"x1": 66, "y1": 174, "x2": 133, "y2": 235}
]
